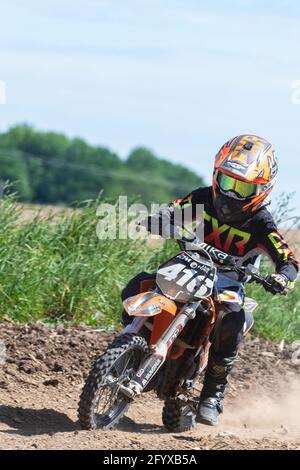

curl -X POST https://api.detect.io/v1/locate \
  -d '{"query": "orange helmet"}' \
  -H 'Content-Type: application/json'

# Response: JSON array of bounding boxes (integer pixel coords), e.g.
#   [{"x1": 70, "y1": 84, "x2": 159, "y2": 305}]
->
[{"x1": 212, "y1": 135, "x2": 278, "y2": 223}]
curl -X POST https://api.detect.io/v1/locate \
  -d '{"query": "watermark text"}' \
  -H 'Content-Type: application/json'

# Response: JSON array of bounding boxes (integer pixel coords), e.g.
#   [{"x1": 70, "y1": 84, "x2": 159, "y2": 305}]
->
[
  {"x1": 0, "y1": 80, "x2": 6, "y2": 104},
  {"x1": 291, "y1": 80, "x2": 300, "y2": 104}
]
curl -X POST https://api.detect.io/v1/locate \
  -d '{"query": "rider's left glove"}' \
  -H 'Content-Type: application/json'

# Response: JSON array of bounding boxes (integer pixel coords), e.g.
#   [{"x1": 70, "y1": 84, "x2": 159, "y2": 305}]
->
[{"x1": 265, "y1": 273, "x2": 289, "y2": 295}]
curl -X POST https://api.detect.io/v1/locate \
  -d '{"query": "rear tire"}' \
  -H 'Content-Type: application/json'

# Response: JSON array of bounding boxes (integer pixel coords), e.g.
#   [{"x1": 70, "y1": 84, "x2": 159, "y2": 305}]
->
[
  {"x1": 78, "y1": 333, "x2": 148, "y2": 430},
  {"x1": 162, "y1": 398, "x2": 196, "y2": 432}
]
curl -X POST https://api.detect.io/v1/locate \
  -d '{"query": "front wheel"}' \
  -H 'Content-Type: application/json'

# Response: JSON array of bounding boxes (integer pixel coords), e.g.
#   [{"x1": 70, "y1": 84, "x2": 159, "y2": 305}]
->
[{"x1": 78, "y1": 333, "x2": 148, "y2": 430}]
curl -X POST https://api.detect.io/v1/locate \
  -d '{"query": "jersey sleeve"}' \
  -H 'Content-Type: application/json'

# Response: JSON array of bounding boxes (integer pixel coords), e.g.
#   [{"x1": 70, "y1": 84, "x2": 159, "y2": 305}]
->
[
  {"x1": 260, "y1": 219, "x2": 299, "y2": 283},
  {"x1": 145, "y1": 186, "x2": 209, "y2": 236}
]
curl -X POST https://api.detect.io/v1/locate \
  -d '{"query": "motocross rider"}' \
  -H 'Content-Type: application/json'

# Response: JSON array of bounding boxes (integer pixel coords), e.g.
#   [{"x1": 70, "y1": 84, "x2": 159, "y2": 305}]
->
[{"x1": 121, "y1": 135, "x2": 299, "y2": 426}]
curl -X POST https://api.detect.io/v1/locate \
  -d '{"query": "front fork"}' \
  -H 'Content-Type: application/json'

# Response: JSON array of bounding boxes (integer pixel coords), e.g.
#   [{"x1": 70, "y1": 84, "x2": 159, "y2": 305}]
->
[
  {"x1": 123, "y1": 316, "x2": 148, "y2": 335},
  {"x1": 119, "y1": 301, "x2": 200, "y2": 399}
]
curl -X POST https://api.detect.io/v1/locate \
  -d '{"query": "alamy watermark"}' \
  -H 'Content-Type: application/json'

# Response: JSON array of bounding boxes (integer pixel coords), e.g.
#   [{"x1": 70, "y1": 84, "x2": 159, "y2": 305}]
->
[
  {"x1": 96, "y1": 196, "x2": 204, "y2": 240},
  {"x1": 291, "y1": 341, "x2": 300, "y2": 366},
  {"x1": 291, "y1": 80, "x2": 300, "y2": 105},
  {"x1": 0, "y1": 340, "x2": 6, "y2": 366},
  {"x1": 0, "y1": 80, "x2": 6, "y2": 104}
]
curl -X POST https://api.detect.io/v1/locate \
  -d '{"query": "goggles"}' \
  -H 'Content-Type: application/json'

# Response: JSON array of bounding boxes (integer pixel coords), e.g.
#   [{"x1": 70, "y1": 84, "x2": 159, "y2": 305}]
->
[{"x1": 217, "y1": 173, "x2": 257, "y2": 199}]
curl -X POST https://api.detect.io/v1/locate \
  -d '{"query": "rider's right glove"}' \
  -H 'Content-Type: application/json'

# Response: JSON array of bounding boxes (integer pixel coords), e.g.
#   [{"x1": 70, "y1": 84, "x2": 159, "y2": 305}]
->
[
  {"x1": 138, "y1": 214, "x2": 175, "y2": 238},
  {"x1": 265, "y1": 273, "x2": 289, "y2": 295}
]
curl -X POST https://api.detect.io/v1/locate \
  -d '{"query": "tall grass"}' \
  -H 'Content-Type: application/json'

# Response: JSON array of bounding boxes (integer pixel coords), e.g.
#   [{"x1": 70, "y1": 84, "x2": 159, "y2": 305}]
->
[
  {"x1": 0, "y1": 194, "x2": 299, "y2": 341},
  {"x1": 0, "y1": 195, "x2": 174, "y2": 328},
  {"x1": 246, "y1": 280, "x2": 300, "y2": 343}
]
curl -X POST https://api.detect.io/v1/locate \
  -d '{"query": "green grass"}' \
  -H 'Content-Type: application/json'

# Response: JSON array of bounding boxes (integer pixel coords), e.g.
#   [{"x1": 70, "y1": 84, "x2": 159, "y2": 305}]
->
[
  {"x1": 0, "y1": 195, "x2": 299, "y2": 342},
  {"x1": 0, "y1": 195, "x2": 175, "y2": 329},
  {"x1": 246, "y1": 279, "x2": 300, "y2": 343}
]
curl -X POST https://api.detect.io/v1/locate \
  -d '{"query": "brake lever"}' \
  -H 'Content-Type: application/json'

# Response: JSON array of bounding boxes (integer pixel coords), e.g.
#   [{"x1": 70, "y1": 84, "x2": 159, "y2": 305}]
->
[
  {"x1": 234, "y1": 266, "x2": 265, "y2": 283},
  {"x1": 244, "y1": 270, "x2": 275, "y2": 291}
]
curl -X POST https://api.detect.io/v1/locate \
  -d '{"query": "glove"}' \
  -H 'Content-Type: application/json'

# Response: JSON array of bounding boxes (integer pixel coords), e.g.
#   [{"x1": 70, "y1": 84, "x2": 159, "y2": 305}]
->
[
  {"x1": 138, "y1": 214, "x2": 175, "y2": 238},
  {"x1": 265, "y1": 273, "x2": 289, "y2": 295}
]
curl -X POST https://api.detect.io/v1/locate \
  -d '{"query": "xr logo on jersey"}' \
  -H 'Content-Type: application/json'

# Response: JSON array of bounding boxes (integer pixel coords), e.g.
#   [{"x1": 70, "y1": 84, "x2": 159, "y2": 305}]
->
[{"x1": 204, "y1": 212, "x2": 251, "y2": 256}]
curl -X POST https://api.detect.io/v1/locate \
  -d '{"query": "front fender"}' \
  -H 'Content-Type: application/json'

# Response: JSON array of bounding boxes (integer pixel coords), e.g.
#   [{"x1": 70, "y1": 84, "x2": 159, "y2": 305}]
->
[{"x1": 123, "y1": 291, "x2": 177, "y2": 317}]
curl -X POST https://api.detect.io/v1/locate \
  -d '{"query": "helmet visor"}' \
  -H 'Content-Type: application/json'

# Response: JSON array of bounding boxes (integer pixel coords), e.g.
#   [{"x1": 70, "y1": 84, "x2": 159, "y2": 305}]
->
[{"x1": 217, "y1": 173, "x2": 257, "y2": 199}]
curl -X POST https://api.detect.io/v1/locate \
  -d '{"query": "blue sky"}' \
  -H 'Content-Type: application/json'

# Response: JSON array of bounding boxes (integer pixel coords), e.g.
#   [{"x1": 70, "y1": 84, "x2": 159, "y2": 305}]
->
[{"x1": 0, "y1": 0, "x2": 300, "y2": 210}]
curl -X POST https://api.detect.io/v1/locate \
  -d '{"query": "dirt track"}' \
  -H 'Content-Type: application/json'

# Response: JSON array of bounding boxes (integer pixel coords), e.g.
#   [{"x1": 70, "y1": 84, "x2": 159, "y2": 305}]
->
[{"x1": 0, "y1": 321, "x2": 299, "y2": 450}]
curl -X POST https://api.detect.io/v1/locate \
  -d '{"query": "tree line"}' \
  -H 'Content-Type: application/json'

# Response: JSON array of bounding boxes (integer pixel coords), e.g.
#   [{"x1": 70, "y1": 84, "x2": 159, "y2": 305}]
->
[{"x1": 0, "y1": 125, "x2": 205, "y2": 205}]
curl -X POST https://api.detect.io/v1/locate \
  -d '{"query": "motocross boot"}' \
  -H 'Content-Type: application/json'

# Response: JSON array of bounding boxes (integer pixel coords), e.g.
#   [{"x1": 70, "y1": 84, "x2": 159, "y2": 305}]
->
[{"x1": 196, "y1": 353, "x2": 236, "y2": 426}]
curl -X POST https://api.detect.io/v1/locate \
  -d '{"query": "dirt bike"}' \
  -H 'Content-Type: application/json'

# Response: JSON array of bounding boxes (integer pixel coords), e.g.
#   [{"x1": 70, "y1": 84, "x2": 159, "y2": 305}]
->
[{"x1": 78, "y1": 229, "x2": 274, "y2": 432}]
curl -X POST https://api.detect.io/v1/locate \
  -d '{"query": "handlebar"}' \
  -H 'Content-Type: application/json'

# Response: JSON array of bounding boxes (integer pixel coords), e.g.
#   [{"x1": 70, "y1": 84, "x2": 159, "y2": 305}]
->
[
  {"x1": 174, "y1": 229, "x2": 275, "y2": 292},
  {"x1": 234, "y1": 265, "x2": 274, "y2": 291},
  {"x1": 140, "y1": 218, "x2": 275, "y2": 292}
]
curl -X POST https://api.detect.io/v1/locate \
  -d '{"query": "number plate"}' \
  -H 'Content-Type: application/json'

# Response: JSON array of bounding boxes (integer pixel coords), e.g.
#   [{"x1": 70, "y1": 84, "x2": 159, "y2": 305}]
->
[{"x1": 156, "y1": 252, "x2": 216, "y2": 302}]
